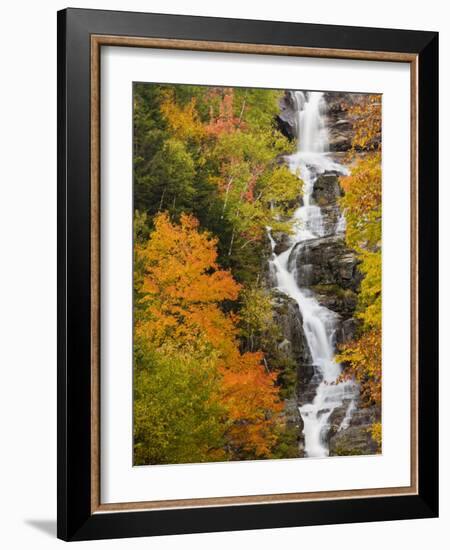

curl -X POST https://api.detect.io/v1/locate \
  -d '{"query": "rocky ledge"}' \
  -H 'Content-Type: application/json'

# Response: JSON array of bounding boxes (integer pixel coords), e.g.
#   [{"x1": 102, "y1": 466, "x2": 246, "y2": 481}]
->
[
  {"x1": 328, "y1": 400, "x2": 380, "y2": 456},
  {"x1": 276, "y1": 92, "x2": 298, "y2": 141}
]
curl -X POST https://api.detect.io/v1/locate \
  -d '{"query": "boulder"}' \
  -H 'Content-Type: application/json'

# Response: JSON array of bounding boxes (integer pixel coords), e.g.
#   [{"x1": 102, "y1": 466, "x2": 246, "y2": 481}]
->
[
  {"x1": 272, "y1": 290, "x2": 312, "y2": 367},
  {"x1": 289, "y1": 235, "x2": 362, "y2": 292},
  {"x1": 310, "y1": 284, "x2": 358, "y2": 320},
  {"x1": 323, "y1": 93, "x2": 355, "y2": 152}
]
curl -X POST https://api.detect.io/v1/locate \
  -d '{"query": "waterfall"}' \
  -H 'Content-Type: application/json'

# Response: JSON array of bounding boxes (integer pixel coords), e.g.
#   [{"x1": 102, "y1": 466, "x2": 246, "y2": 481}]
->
[{"x1": 268, "y1": 91, "x2": 356, "y2": 458}]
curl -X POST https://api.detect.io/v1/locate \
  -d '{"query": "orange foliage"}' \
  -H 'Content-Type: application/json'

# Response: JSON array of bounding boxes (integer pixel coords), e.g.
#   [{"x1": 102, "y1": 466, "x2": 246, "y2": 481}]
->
[
  {"x1": 136, "y1": 212, "x2": 283, "y2": 457},
  {"x1": 340, "y1": 155, "x2": 381, "y2": 210},
  {"x1": 136, "y1": 212, "x2": 240, "y2": 346},
  {"x1": 219, "y1": 351, "x2": 283, "y2": 456}
]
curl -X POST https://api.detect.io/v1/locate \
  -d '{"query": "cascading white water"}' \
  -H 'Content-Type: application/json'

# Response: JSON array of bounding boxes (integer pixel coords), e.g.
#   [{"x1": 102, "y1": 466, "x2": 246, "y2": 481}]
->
[{"x1": 268, "y1": 91, "x2": 356, "y2": 458}]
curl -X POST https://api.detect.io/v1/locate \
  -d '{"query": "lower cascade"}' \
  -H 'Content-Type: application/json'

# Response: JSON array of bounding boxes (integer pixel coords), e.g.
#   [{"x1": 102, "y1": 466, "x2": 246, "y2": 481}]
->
[{"x1": 268, "y1": 91, "x2": 358, "y2": 457}]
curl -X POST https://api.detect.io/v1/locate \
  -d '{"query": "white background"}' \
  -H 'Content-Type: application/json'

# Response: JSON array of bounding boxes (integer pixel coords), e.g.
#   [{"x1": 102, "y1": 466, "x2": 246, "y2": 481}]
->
[
  {"x1": 0, "y1": 0, "x2": 446, "y2": 548},
  {"x1": 102, "y1": 47, "x2": 411, "y2": 504}
]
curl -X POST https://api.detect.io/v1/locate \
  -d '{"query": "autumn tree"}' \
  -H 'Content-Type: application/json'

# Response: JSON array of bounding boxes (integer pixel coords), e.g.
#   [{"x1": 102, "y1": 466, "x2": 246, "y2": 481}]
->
[
  {"x1": 133, "y1": 83, "x2": 302, "y2": 284},
  {"x1": 238, "y1": 286, "x2": 298, "y2": 398},
  {"x1": 134, "y1": 212, "x2": 284, "y2": 463},
  {"x1": 337, "y1": 94, "x2": 382, "y2": 448},
  {"x1": 206, "y1": 89, "x2": 300, "y2": 257},
  {"x1": 132, "y1": 83, "x2": 312, "y2": 463}
]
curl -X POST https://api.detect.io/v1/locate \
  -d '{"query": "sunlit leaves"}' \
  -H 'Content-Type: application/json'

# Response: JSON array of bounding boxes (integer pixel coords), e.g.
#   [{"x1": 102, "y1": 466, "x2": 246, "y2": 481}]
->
[
  {"x1": 220, "y1": 351, "x2": 283, "y2": 457},
  {"x1": 357, "y1": 250, "x2": 382, "y2": 329},
  {"x1": 347, "y1": 94, "x2": 381, "y2": 152},
  {"x1": 135, "y1": 212, "x2": 240, "y2": 348},
  {"x1": 160, "y1": 90, "x2": 206, "y2": 143},
  {"x1": 134, "y1": 213, "x2": 284, "y2": 462},
  {"x1": 337, "y1": 95, "x2": 382, "y2": 448},
  {"x1": 370, "y1": 422, "x2": 382, "y2": 449},
  {"x1": 336, "y1": 327, "x2": 382, "y2": 407},
  {"x1": 134, "y1": 342, "x2": 226, "y2": 465},
  {"x1": 134, "y1": 83, "x2": 300, "y2": 283},
  {"x1": 239, "y1": 286, "x2": 274, "y2": 349}
]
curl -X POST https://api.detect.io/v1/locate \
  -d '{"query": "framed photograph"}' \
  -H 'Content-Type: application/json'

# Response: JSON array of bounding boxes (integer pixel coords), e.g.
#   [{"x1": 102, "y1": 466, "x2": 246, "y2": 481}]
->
[{"x1": 57, "y1": 8, "x2": 438, "y2": 541}]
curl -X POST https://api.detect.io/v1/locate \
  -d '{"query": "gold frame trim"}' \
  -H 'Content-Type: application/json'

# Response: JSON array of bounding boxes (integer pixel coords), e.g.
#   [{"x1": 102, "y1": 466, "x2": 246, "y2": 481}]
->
[{"x1": 90, "y1": 35, "x2": 419, "y2": 514}]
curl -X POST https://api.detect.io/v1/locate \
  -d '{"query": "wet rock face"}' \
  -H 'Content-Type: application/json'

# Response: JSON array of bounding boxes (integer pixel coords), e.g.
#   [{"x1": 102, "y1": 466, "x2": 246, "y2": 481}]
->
[
  {"x1": 312, "y1": 172, "x2": 344, "y2": 236},
  {"x1": 289, "y1": 235, "x2": 362, "y2": 292},
  {"x1": 272, "y1": 290, "x2": 312, "y2": 368},
  {"x1": 286, "y1": 230, "x2": 362, "y2": 347},
  {"x1": 337, "y1": 318, "x2": 359, "y2": 344},
  {"x1": 320, "y1": 205, "x2": 342, "y2": 237},
  {"x1": 311, "y1": 286, "x2": 358, "y2": 320},
  {"x1": 328, "y1": 403, "x2": 380, "y2": 456},
  {"x1": 260, "y1": 243, "x2": 277, "y2": 288},
  {"x1": 268, "y1": 90, "x2": 381, "y2": 459},
  {"x1": 271, "y1": 232, "x2": 292, "y2": 255},
  {"x1": 324, "y1": 91, "x2": 381, "y2": 152},
  {"x1": 312, "y1": 173, "x2": 343, "y2": 206},
  {"x1": 271, "y1": 290, "x2": 314, "y2": 400},
  {"x1": 324, "y1": 92, "x2": 361, "y2": 152},
  {"x1": 282, "y1": 396, "x2": 305, "y2": 458},
  {"x1": 297, "y1": 372, "x2": 322, "y2": 408}
]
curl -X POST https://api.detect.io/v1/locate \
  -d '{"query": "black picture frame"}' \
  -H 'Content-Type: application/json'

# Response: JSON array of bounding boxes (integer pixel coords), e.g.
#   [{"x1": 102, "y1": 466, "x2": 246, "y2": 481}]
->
[{"x1": 57, "y1": 7, "x2": 438, "y2": 541}]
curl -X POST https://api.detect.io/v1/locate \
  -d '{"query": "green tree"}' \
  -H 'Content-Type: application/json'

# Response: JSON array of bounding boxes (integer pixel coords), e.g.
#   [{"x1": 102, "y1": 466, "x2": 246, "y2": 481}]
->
[{"x1": 134, "y1": 342, "x2": 226, "y2": 465}]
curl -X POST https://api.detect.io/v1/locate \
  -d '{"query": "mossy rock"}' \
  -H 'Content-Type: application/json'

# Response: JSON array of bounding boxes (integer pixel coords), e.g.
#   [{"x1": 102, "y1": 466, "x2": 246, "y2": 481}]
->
[{"x1": 311, "y1": 283, "x2": 356, "y2": 300}]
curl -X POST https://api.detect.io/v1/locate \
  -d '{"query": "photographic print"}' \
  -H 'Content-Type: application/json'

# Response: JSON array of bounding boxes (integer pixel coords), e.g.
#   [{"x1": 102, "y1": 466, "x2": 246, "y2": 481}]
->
[
  {"x1": 58, "y1": 11, "x2": 438, "y2": 539},
  {"x1": 132, "y1": 83, "x2": 382, "y2": 466}
]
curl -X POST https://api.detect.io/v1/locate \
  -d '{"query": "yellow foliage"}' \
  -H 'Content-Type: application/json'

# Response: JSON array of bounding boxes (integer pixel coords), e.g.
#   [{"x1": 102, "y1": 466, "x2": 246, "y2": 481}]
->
[
  {"x1": 340, "y1": 152, "x2": 381, "y2": 251},
  {"x1": 337, "y1": 328, "x2": 382, "y2": 406},
  {"x1": 337, "y1": 95, "x2": 382, "y2": 435},
  {"x1": 135, "y1": 212, "x2": 283, "y2": 458},
  {"x1": 346, "y1": 94, "x2": 381, "y2": 152}
]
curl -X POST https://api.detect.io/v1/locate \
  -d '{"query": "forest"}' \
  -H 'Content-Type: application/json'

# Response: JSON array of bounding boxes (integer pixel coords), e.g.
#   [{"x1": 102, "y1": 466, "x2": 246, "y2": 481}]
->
[{"x1": 132, "y1": 83, "x2": 382, "y2": 465}]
